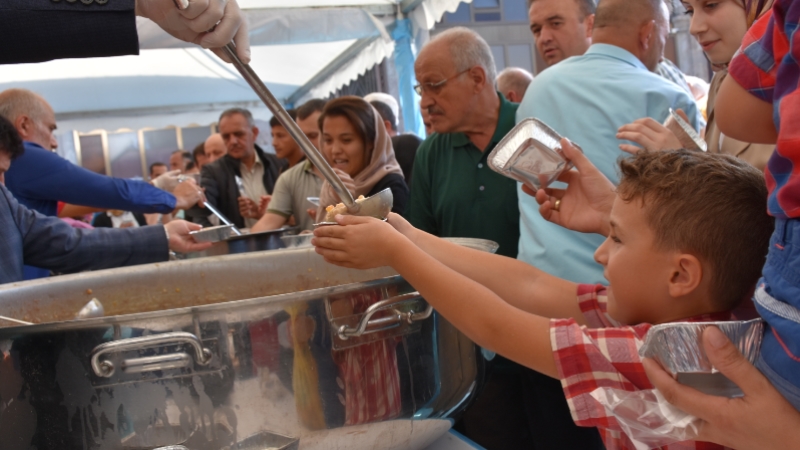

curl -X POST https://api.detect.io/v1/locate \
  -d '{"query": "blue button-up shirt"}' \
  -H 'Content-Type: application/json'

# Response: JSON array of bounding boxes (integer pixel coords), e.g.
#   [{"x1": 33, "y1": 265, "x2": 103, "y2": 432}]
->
[{"x1": 515, "y1": 44, "x2": 702, "y2": 283}]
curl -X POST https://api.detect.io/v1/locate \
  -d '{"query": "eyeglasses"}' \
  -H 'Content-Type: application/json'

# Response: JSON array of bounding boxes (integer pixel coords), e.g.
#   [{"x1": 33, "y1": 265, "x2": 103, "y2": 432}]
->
[{"x1": 413, "y1": 68, "x2": 471, "y2": 96}]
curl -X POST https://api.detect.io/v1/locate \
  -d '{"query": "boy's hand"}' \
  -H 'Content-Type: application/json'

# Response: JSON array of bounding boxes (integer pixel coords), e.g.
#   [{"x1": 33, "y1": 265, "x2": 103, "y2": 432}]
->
[
  {"x1": 616, "y1": 112, "x2": 684, "y2": 154},
  {"x1": 529, "y1": 138, "x2": 615, "y2": 236},
  {"x1": 386, "y1": 213, "x2": 416, "y2": 242},
  {"x1": 312, "y1": 215, "x2": 407, "y2": 269},
  {"x1": 643, "y1": 327, "x2": 800, "y2": 450}
]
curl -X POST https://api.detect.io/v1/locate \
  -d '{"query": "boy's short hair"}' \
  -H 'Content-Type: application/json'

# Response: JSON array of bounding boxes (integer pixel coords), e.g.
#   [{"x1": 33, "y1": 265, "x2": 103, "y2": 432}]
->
[{"x1": 617, "y1": 149, "x2": 773, "y2": 310}]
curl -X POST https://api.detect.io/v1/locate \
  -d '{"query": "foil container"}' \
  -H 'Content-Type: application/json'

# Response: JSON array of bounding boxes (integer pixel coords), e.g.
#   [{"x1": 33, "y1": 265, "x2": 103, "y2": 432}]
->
[
  {"x1": 663, "y1": 108, "x2": 707, "y2": 152},
  {"x1": 640, "y1": 319, "x2": 764, "y2": 397},
  {"x1": 189, "y1": 224, "x2": 236, "y2": 243},
  {"x1": 280, "y1": 233, "x2": 314, "y2": 249},
  {"x1": 488, "y1": 118, "x2": 581, "y2": 190}
]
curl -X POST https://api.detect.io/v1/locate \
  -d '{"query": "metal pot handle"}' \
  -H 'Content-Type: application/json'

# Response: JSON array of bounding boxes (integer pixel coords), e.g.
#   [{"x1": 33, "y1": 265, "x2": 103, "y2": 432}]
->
[
  {"x1": 337, "y1": 292, "x2": 433, "y2": 340},
  {"x1": 91, "y1": 331, "x2": 213, "y2": 378}
]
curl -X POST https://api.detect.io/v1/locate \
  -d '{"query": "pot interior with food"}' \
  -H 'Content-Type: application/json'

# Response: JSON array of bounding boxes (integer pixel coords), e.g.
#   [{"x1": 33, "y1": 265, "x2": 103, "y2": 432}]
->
[{"x1": 0, "y1": 243, "x2": 492, "y2": 450}]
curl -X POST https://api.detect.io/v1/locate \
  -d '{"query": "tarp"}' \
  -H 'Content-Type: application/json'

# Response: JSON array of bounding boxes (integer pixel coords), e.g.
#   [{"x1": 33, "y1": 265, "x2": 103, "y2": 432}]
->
[{"x1": 0, "y1": 0, "x2": 467, "y2": 134}]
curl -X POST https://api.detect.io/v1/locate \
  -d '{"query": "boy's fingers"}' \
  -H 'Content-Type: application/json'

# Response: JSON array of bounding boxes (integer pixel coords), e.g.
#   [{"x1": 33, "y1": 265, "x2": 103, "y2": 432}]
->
[
  {"x1": 560, "y1": 138, "x2": 591, "y2": 172},
  {"x1": 311, "y1": 236, "x2": 346, "y2": 251},
  {"x1": 702, "y1": 327, "x2": 772, "y2": 398}
]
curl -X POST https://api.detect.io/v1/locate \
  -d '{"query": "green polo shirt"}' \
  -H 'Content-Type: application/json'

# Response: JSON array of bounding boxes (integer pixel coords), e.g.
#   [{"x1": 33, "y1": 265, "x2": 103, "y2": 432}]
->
[{"x1": 408, "y1": 95, "x2": 520, "y2": 257}]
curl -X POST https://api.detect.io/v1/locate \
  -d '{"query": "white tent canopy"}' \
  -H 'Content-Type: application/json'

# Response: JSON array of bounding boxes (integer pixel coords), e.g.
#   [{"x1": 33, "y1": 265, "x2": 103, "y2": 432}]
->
[{"x1": 0, "y1": 0, "x2": 466, "y2": 133}]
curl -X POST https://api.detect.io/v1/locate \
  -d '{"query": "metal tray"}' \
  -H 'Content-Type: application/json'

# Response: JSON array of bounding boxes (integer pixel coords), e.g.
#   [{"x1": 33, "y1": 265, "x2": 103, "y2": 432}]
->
[
  {"x1": 488, "y1": 118, "x2": 580, "y2": 190},
  {"x1": 664, "y1": 108, "x2": 707, "y2": 152},
  {"x1": 639, "y1": 319, "x2": 764, "y2": 396},
  {"x1": 224, "y1": 431, "x2": 299, "y2": 450},
  {"x1": 189, "y1": 224, "x2": 236, "y2": 243}
]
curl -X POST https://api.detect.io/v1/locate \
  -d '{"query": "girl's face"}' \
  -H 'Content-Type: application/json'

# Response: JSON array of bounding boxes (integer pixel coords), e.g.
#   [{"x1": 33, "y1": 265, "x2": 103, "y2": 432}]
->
[
  {"x1": 322, "y1": 115, "x2": 368, "y2": 178},
  {"x1": 681, "y1": 0, "x2": 749, "y2": 65}
]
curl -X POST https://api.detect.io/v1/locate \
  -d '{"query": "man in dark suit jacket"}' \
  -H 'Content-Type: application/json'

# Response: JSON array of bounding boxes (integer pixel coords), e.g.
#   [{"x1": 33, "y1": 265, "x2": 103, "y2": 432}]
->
[
  {"x1": 0, "y1": 116, "x2": 211, "y2": 284},
  {"x1": 0, "y1": 0, "x2": 250, "y2": 65},
  {"x1": 187, "y1": 108, "x2": 287, "y2": 229}
]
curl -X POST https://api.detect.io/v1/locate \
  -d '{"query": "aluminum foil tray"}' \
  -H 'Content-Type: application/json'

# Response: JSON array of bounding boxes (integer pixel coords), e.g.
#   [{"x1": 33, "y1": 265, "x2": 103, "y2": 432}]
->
[
  {"x1": 488, "y1": 118, "x2": 579, "y2": 190},
  {"x1": 189, "y1": 224, "x2": 236, "y2": 243},
  {"x1": 664, "y1": 108, "x2": 707, "y2": 152},
  {"x1": 640, "y1": 319, "x2": 764, "y2": 397}
]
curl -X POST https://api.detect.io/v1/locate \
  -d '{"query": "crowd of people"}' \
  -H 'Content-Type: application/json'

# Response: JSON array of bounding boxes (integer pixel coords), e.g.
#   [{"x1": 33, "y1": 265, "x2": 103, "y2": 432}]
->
[{"x1": 1, "y1": 0, "x2": 800, "y2": 448}]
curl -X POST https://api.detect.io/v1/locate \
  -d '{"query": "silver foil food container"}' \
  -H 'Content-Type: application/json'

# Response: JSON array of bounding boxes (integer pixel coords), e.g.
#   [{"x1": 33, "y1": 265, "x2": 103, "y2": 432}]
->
[
  {"x1": 488, "y1": 118, "x2": 581, "y2": 190},
  {"x1": 189, "y1": 224, "x2": 236, "y2": 243},
  {"x1": 639, "y1": 319, "x2": 764, "y2": 397},
  {"x1": 663, "y1": 108, "x2": 707, "y2": 152}
]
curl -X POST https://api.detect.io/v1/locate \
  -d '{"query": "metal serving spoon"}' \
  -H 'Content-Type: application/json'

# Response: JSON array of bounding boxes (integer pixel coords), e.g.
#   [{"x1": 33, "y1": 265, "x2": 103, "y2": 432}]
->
[{"x1": 219, "y1": 44, "x2": 393, "y2": 221}]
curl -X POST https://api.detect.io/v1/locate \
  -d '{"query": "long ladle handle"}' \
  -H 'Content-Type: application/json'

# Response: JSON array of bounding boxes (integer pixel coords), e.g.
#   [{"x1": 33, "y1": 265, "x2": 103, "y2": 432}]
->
[
  {"x1": 220, "y1": 44, "x2": 358, "y2": 212},
  {"x1": 203, "y1": 201, "x2": 242, "y2": 236}
]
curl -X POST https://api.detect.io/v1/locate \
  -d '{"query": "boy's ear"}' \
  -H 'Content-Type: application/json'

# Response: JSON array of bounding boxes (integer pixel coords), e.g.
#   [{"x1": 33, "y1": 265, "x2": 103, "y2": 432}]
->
[{"x1": 667, "y1": 253, "x2": 703, "y2": 298}]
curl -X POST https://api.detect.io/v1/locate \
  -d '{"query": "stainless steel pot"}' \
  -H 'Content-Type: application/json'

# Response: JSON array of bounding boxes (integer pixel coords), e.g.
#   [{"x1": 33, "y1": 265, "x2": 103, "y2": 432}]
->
[{"x1": 0, "y1": 241, "x2": 493, "y2": 450}]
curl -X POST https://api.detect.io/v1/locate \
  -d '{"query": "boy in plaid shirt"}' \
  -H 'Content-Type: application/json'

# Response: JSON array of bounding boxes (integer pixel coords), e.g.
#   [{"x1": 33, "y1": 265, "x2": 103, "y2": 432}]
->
[{"x1": 313, "y1": 148, "x2": 774, "y2": 450}]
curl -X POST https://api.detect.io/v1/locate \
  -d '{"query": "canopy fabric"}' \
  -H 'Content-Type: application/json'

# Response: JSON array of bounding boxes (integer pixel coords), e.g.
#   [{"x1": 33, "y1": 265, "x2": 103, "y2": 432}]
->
[{"x1": 0, "y1": 0, "x2": 468, "y2": 133}]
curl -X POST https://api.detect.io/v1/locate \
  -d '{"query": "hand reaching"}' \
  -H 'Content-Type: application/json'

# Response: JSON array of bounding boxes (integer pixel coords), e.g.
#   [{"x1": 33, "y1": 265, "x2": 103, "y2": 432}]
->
[
  {"x1": 616, "y1": 110, "x2": 688, "y2": 154},
  {"x1": 312, "y1": 215, "x2": 407, "y2": 269},
  {"x1": 164, "y1": 220, "x2": 213, "y2": 253},
  {"x1": 238, "y1": 196, "x2": 260, "y2": 219},
  {"x1": 528, "y1": 138, "x2": 615, "y2": 236}
]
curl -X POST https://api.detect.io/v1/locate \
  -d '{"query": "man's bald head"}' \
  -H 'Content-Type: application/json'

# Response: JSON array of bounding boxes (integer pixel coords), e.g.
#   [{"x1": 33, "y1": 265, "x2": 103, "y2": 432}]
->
[
  {"x1": 204, "y1": 133, "x2": 227, "y2": 164},
  {"x1": 592, "y1": 0, "x2": 669, "y2": 70},
  {"x1": 0, "y1": 89, "x2": 50, "y2": 125},
  {"x1": 0, "y1": 89, "x2": 58, "y2": 151},
  {"x1": 497, "y1": 68, "x2": 534, "y2": 103}
]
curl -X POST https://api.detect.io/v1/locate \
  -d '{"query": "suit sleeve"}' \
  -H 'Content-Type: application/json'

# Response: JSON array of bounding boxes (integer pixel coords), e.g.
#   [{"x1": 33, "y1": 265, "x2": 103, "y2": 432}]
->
[
  {"x1": 406, "y1": 140, "x2": 438, "y2": 235},
  {"x1": 0, "y1": 0, "x2": 139, "y2": 64},
  {"x1": 2, "y1": 186, "x2": 168, "y2": 273},
  {"x1": 10, "y1": 147, "x2": 177, "y2": 214}
]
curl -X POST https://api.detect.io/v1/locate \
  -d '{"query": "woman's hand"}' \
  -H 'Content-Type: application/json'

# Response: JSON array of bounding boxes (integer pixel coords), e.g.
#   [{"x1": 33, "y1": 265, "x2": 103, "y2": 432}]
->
[
  {"x1": 312, "y1": 215, "x2": 408, "y2": 269},
  {"x1": 617, "y1": 117, "x2": 682, "y2": 154},
  {"x1": 527, "y1": 138, "x2": 616, "y2": 236}
]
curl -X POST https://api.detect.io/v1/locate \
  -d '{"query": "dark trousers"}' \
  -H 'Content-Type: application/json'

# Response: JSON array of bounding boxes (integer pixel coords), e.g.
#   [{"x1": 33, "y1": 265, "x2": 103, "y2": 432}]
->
[{"x1": 454, "y1": 359, "x2": 605, "y2": 450}]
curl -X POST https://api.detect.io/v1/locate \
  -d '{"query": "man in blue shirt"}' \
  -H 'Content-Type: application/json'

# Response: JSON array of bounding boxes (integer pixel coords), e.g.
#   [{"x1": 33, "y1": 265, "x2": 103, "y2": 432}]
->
[
  {"x1": 0, "y1": 88, "x2": 205, "y2": 279},
  {"x1": 0, "y1": 115, "x2": 211, "y2": 284},
  {"x1": 516, "y1": 0, "x2": 701, "y2": 284}
]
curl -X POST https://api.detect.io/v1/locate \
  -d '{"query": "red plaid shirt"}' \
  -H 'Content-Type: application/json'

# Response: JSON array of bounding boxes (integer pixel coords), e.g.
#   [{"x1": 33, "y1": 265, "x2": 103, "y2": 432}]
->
[{"x1": 550, "y1": 284, "x2": 733, "y2": 450}]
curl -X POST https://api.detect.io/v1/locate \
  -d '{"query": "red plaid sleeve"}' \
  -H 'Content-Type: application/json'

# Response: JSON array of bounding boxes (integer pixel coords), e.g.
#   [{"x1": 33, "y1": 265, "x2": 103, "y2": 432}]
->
[
  {"x1": 577, "y1": 284, "x2": 621, "y2": 328},
  {"x1": 728, "y1": 9, "x2": 781, "y2": 103}
]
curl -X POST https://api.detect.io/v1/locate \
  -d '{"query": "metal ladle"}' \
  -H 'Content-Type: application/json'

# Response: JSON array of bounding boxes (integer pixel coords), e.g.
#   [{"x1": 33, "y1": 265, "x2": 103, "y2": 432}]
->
[{"x1": 219, "y1": 44, "x2": 393, "y2": 220}]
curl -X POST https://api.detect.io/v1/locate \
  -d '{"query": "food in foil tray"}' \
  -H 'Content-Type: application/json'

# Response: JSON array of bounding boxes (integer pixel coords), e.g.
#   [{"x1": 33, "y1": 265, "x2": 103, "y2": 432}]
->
[
  {"x1": 663, "y1": 108, "x2": 707, "y2": 152},
  {"x1": 488, "y1": 118, "x2": 581, "y2": 190},
  {"x1": 639, "y1": 319, "x2": 764, "y2": 397}
]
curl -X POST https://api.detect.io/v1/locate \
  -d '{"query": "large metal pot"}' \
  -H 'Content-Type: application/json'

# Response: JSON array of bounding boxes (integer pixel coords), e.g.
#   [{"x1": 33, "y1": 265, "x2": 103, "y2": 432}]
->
[{"x1": 0, "y1": 240, "x2": 494, "y2": 450}]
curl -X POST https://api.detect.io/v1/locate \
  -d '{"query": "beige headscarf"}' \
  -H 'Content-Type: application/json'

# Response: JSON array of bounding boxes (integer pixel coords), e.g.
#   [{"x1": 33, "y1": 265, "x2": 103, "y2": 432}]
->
[{"x1": 317, "y1": 103, "x2": 404, "y2": 218}]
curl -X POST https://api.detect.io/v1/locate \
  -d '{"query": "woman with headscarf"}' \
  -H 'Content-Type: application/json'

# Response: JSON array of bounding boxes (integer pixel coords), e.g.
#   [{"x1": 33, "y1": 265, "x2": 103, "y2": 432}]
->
[
  {"x1": 315, "y1": 96, "x2": 409, "y2": 221},
  {"x1": 616, "y1": 0, "x2": 775, "y2": 171}
]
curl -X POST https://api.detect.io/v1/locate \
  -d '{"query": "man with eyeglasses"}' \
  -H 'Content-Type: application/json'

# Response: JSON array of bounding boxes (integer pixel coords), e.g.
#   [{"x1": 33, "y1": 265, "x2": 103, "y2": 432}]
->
[{"x1": 406, "y1": 27, "x2": 533, "y2": 450}]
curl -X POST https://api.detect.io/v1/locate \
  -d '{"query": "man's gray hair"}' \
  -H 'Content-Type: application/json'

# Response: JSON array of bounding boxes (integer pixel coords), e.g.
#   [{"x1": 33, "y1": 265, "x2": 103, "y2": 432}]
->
[
  {"x1": 431, "y1": 27, "x2": 497, "y2": 86},
  {"x1": 497, "y1": 67, "x2": 534, "y2": 97},
  {"x1": 219, "y1": 107, "x2": 255, "y2": 127},
  {"x1": 527, "y1": 0, "x2": 597, "y2": 19},
  {"x1": 0, "y1": 88, "x2": 50, "y2": 123}
]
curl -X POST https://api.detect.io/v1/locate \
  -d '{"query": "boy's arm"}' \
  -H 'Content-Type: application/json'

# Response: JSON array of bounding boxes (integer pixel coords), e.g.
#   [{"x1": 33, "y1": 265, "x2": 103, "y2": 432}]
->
[
  {"x1": 397, "y1": 217, "x2": 584, "y2": 323},
  {"x1": 314, "y1": 220, "x2": 559, "y2": 378}
]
